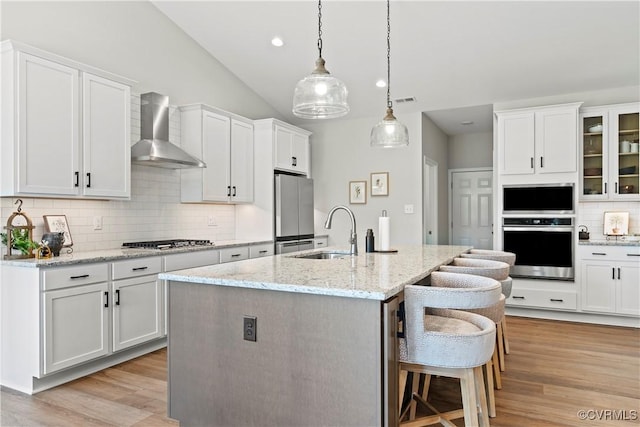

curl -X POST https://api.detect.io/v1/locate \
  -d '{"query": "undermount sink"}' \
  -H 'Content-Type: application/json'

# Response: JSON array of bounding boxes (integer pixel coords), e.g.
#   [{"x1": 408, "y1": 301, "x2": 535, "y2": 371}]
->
[{"x1": 293, "y1": 251, "x2": 352, "y2": 260}]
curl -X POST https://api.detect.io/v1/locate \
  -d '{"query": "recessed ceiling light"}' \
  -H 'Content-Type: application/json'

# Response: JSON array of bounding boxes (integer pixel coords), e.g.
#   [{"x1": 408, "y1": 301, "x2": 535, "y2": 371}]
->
[
  {"x1": 376, "y1": 79, "x2": 387, "y2": 88},
  {"x1": 461, "y1": 121, "x2": 474, "y2": 125},
  {"x1": 271, "y1": 37, "x2": 284, "y2": 47}
]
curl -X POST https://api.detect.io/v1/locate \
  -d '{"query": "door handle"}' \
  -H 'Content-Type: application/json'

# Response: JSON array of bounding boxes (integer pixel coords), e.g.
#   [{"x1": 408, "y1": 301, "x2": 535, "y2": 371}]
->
[
  {"x1": 530, "y1": 157, "x2": 534, "y2": 169},
  {"x1": 612, "y1": 267, "x2": 615, "y2": 280},
  {"x1": 86, "y1": 173, "x2": 91, "y2": 188},
  {"x1": 292, "y1": 156, "x2": 297, "y2": 167},
  {"x1": 227, "y1": 186, "x2": 231, "y2": 196},
  {"x1": 104, "y1": 291, "x2": 109, "y2": 308},
  {"x1": 74, "y1": 171, "x2": 79, "y2": 187},
  {"x1": 115, "y1": 289, "x2": 120, "y2": 306},
  {"x1": 540, "y1": 156, "x2": 544, "y2": 168},
  {"x1": 232, "y1": 186, "x2": 237, "y2": 197},
  {"x1": 617, "y1": 267, "x2": 621, "y2": 280}
]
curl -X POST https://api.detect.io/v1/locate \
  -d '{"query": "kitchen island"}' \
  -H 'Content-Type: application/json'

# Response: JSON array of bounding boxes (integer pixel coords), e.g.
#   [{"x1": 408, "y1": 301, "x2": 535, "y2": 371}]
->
[{"x1": 160, "y1": 244, "x2": 471, "y2": 427}]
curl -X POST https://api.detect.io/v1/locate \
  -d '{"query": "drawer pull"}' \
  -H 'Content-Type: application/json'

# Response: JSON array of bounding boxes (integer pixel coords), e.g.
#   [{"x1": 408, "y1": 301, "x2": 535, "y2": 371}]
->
[
  {"x1": 104, "y1": 291, "x2": 109, "y2": 308},
  {"x1": 132, "y1": 266, "x2": 148, "y2": 271},
  {"x1": 231, "y1": 254, "x2": 242, "y2": 258},
  {"x1": 592, "y1": 252, "x2": 607, "y2": 256},
  {"x1": 550, "y1": 298, "x2": 564, "y2": 303},
  {"x1": 512, "y1": 296, "x2": 525, "y2": 300},
  {"x1": 70, "y1": 274, "x2": 90, "y2": 280},
  {"x1": 115, "y1": 289, "x2": 120, "y2": 306},
  {"x1": 627, "y1": 254, "x2": 640, "y2": 257},
  {"x1": 258, "y1": 250, "x2": 268, "y2": 254}
]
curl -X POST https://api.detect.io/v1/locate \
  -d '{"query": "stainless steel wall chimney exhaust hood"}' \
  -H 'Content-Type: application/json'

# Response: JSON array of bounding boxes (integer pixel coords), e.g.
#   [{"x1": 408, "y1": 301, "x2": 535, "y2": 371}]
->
[{"x1": 131, "y1": 92, "x2": 206, "y2": 169}]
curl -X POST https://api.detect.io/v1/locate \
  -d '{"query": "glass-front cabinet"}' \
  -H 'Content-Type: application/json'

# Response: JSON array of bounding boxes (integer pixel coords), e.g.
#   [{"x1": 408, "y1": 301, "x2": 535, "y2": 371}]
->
[{"x1": 580, "y1": 103, "x2": 639, "y2": 201}]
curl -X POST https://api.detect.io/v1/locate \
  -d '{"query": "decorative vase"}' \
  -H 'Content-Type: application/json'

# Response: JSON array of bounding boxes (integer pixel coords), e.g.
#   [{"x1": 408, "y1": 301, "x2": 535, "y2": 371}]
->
[{"x1": 42, "y1": 232, "x2": 65, "y2": 256}]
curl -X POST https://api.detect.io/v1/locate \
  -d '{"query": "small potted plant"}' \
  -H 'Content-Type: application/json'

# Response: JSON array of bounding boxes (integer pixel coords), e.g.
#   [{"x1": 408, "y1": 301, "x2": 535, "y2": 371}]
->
[{"x1": 1, "y1": 229, "x2": 39, "y2": 257}]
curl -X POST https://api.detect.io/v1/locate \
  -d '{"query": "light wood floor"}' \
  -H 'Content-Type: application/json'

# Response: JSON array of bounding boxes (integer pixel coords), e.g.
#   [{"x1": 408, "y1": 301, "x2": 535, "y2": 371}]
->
[{"x1": 1, "y1": 316, "x2": 639, "y2": 426}]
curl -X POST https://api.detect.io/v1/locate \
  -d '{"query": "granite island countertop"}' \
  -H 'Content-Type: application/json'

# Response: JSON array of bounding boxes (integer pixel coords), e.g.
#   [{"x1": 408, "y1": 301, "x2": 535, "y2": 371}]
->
[
  {"x1": 0, "y1": 239, "x2": 273, "y2": 268},
  {"x1": 160, "y1": 244, "x2": 472, "y2": 301}
]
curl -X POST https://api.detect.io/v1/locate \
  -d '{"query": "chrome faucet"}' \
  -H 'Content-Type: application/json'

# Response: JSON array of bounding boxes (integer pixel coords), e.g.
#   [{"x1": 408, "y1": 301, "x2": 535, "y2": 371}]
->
[{"x1": 324, "y1": 205, "x2": 358, "y2": 255}]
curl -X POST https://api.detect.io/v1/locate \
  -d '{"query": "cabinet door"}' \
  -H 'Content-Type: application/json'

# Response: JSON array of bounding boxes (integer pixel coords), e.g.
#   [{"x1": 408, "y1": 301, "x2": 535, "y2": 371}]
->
[
  {"x1": 202, "y1": 111, "x2": 232, "y2": 201},
  {"x1": 616, "y1": 262, "x2": 640, "y2": 316},
  {"x1": 17, "y1": 52, "x2": 80, "y2": 195},
  {"x1": 274, "y1": 125, "x2": 294, "y2": 171},
  {"x1": 535, "y1": 108, "x2": 578, "y2": 174},
  {"x1": 581, "y1": 112, "x2": 609, "y2": 199},
  {"x1": 498, "y1": 112, "x2": 535, "y2": 175},
  {"x1": 230, "y1": 119, "x2": 254, "y2": 203},
  {"x1": 609, "y1": 107, "x2": 639, "y2": 200},
  {"x1": 112, "y1": 276, "x2": 162, "y2": 352},
  {"x1": 291, "y1": 132, "x2": 309, "y2": 175},
  {"x1": 43, "y1": 283, "x2": 109, "y2": 374},
  {"x1": 82, "y1": 73, "x2": 131, "y2": 198},
  {"x1": 581, "y1": 261, "x2": 616, "y2": 313}
]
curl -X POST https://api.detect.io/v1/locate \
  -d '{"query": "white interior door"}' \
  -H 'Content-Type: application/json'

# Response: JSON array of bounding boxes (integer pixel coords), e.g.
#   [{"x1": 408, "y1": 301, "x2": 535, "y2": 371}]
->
[{"x1": 450, "y1": 169, "x2": 493, "y2": 249}]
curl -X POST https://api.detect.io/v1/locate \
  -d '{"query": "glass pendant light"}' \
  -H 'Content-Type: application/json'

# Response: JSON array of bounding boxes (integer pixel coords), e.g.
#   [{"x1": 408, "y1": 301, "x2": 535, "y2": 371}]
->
[
  {"x1": 292, "y1": 0, "x2": 349, "y2": 119},
  {"x1": 371, "y1": 0, "x2": 409, "y2": 147}
]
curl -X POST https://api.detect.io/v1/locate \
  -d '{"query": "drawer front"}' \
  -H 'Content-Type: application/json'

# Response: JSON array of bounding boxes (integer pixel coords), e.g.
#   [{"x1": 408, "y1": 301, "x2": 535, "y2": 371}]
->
[
  {"x1": 579, "y1": 245, "x2": 640, "y2": 260},
  {"x1": 507, "y1": 288, "x2": 577, "y2": 310},
  {"x1": 164, "y1": 250, "x2": 220, "y2": 271},
  {"x1": 314, "y1": 237, "x2": 329, "y2": 249},
  {"x1": 249, "y1": 244, "x2": 273, "y2": 259},
  {"x1": 43, "y1": 263, "x2": 109, "y2": 291},
  {"x1": 113, "y1": 257, "x2": 162, "y2": 280},
  {"x1": 219, "y1": 246, "x2": 249, "y2": 263}
]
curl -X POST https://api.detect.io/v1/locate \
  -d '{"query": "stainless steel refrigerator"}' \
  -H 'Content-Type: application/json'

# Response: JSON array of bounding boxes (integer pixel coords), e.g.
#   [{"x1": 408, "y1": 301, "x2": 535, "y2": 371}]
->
[{"x1": 274, "y1": 174, "x2": 314, "y2": 254}]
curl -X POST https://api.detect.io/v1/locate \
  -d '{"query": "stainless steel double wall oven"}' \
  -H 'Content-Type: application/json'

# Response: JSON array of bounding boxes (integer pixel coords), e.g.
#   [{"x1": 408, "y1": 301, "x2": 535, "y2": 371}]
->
[{"x1": 502, "y1": 184, "x2": 575, "y2": 280}]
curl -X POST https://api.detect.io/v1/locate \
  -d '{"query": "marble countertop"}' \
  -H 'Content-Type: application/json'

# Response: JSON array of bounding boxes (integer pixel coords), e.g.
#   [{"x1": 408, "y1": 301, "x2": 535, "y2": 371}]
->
[
  {"x1": 0, "y1": 239, "x2": 272, "y2": 268},
  {"x1": 578, "y1": 239, "x2": 640, "y2": 247},
  {"x1": 160, "y1": 244, "x2": 472, "y2": 301}
]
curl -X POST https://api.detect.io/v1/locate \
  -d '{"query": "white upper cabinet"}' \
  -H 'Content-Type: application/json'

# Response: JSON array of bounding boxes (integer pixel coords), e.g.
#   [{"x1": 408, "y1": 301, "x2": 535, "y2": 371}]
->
[
  {"x1": 274, "y1": 123, "x2": 311, "y2": 175},
  {"x1": 180, "y1": 104, "x2": 254, "y2": 203},
  {"x1": 580, "y1": 103, "x2": 639, "y2": 201},
  {"x1": 496, "y1": 103, "x2": 581, "y2": 178},
  {"x1": 0, "y1": 40, "x2": 133, "y2": 199}
]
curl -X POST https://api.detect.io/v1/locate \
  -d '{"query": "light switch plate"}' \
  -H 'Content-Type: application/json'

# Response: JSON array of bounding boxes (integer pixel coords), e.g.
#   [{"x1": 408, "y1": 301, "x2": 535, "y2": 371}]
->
[
  {"x1": 404, "y1": 204, "x2": 414, "y2": 214},
  {"x1": 93, "y1": 216, "x2": 103, "y2": 230},
  {"x1": 243, "y1": 316, "x2": 257, "y2": 342}
]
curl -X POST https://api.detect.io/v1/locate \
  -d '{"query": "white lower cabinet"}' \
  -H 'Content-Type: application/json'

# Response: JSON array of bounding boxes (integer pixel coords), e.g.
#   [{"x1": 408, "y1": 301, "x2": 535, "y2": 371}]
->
[
  {"x1": 43, "y1": 282, "x2": 109, "y2": 375},
  {"x1": 249, "y1": 243, "x2": 274, "y2": 258},
  {"x1": 506, "y1": 278, "x2": 577, "y2": 311},
  {"x1": 112, "y1": 276, "x2": 162, "y2": 351},
  {"x1": 580, "y1": 245, "x2": 640, "y2": 316}
]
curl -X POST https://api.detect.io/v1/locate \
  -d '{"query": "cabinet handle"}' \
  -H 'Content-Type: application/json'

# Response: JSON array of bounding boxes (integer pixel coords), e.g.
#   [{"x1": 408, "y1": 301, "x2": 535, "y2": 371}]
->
[
  {"x1": 70, "y1": 274, "x2": 90, "y2": 279},
  {"x1": 227, "y1": 186, "x2": 231, "y2": 197},
  {"x1": 132, "y1": 266, "x2": 148, "y2": 271},
  {"x1": 540, "y1": 156, "x2": 544, "y2": 168},
  {"x1": 104, "y1": 291, "x2": 109, "y2": 308},
  {"x1": 74, "y1": 171, "x2": 79, "y2": 187},
  {"x1": 231, "y1": 253, "x2": 241, "y2": 258},
  {"x1": 86, "y1": 173, "x2": 91, "y2": 188},
  {"x1": 604, "y1": 182, "x2": 608, "y2": 194},
  {"x1": 591, "y1": 252, "x2": 607, "y2": 256},
  {"x1": 618, "y1": 267, "x2": 621, "y2": 280},
  {"x1": 512, "y1": 296, "x2": 525, "y2": 299},
  {"x1": 615, "y1": 182, "x2": 618, "y2": 194},
  {"x1": 232, "y1": 186, "x2": 237, "y2": 197},
  {"x1": 115, "y1": 289, "x2": 120, "y2": 306},
  {"x1": 258, "y1": 250, "x2": 268, "y2": 254},
  {"x1": 627, "y1": 254, "x2": 640, "y2": 257},
  {"x1": 292, "y1": 156, "x2": 297, "y2": 167},
  {"x1": 550, "y1": 298, "x2": 564, "y2": 302},
  {"x1": 612, "y1": 268, "x2": 615, "y2": 280},
  {"x1": 530, "y1": 157, "x2": 534, "y2": 169}
]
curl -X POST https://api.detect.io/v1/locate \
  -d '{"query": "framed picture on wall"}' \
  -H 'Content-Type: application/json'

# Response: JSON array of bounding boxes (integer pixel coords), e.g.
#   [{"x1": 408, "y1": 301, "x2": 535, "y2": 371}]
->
[
  {"x1": 43, "y1": 215, "x2": 73, "y2": 247},
  {"x1": 370, "y1": 172, "x2": 389, "y2": 196},
  {"x1": 603, "y1": 211, "x2": 629, "y2": 236},
  {"x1": 349, "y1": 181, "x2": 367, "y2": 204}
]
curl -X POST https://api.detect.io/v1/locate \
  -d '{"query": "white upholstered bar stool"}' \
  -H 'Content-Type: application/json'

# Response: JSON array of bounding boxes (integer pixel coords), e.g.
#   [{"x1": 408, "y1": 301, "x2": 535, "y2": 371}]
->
[
  {"x1": 439, "y1": 258, "x2": 510, "y2": 373},
  {"x1": 460, "y1": 250, "x2": 516, "y2": 358},
  {"x1": 399, "y1": 272, "x2": 501, "y2": 427}
]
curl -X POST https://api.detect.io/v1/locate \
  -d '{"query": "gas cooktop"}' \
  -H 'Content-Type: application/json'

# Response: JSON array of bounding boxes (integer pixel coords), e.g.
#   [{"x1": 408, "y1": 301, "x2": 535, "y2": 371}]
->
[{"x1": 122, "y1": 239, "x2": 213, "y2": 250}]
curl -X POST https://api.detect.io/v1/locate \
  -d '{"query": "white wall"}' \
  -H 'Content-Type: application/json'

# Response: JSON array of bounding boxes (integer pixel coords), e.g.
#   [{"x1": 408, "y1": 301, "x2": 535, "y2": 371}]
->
[
  {"x1": 421, "y1": 114, "x2": 450, "y2": 244},
  {"x1": 448, "y1": 131, "x2": 493, "y2": 170},
  {"x1": 0, "y1": 1, "x2": 280, "y2": 119},
  {"x1": 0, "y1": 1, "x2": 281, "y2": 252},
  {"x1": 304, "y1": 112, "x2": 423, "y2": 249}
]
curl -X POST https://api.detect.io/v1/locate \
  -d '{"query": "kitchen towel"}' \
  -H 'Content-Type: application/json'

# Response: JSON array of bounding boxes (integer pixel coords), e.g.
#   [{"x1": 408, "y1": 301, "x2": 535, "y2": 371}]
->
[{"x1": 379, "y1": 210, "x2": 390, "y2": 251}]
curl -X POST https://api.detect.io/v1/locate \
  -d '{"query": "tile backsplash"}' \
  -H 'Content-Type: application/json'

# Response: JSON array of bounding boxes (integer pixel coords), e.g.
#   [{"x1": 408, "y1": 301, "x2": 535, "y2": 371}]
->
[
  {"x1": 577, "y1": 201, "x2": 640, "y2": 239},
  {"x1": 1, "y1": 94, "x2": 236, "y2": 253}
]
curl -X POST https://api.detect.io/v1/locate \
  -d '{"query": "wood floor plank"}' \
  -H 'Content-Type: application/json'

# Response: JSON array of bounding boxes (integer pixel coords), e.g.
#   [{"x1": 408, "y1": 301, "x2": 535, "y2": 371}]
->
[{"x1": 1, "y1": 316, "x2": 638, "y2": 427}]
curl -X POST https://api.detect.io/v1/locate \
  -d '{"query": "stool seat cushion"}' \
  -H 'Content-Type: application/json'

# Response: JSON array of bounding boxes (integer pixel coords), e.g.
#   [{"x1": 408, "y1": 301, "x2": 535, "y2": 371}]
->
[
  {"x1": 461, "y1": 249, "x2": 516, "y2": 266},
  {"x1": 439, "y1": 258, "x2": 510, "y2": 281},
  {"x1": 501, "y1": 277, "x2": 513, "y2": 298}
]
